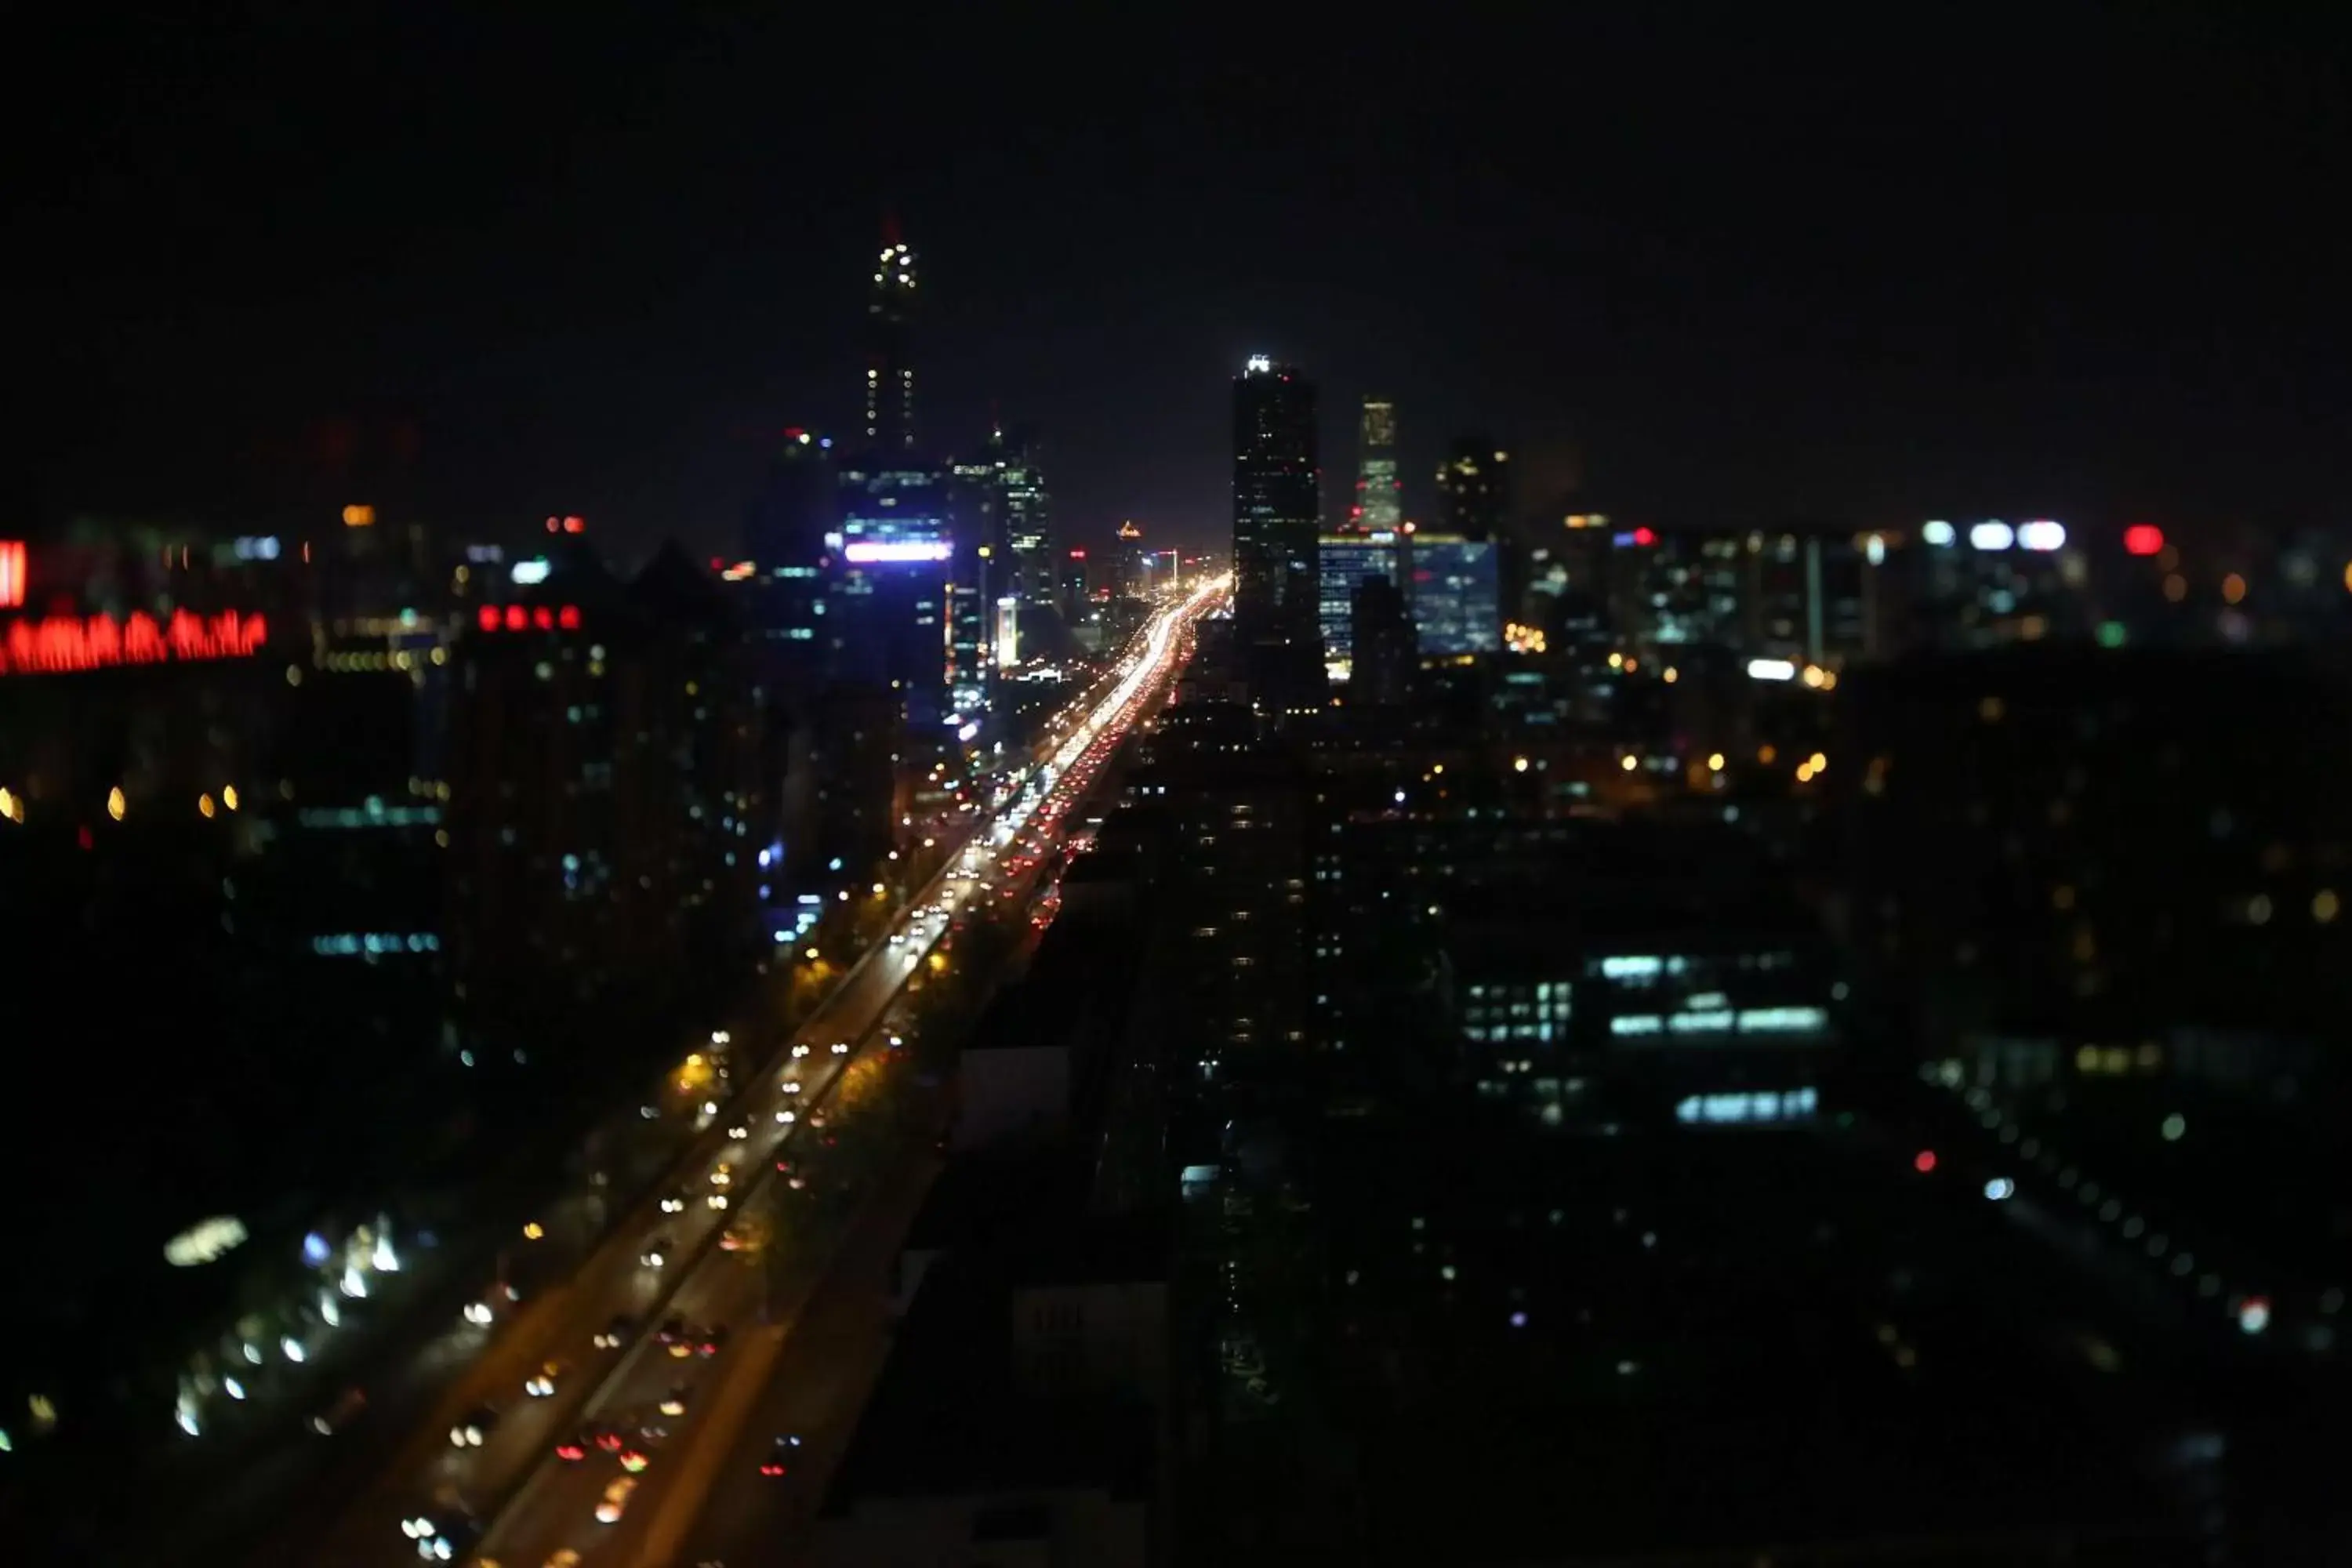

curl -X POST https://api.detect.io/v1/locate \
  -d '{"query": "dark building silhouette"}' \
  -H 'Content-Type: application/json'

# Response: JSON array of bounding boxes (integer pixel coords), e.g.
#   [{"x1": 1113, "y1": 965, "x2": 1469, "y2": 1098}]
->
[
  {"x1": 445, "y1": 542, "x2": 764, "y2": 1064},
  {"x1": 1436, "y1": 435, "x2": 1510, "y2": 541},
  {"x1": 1348, "y1": 571, "x2": 1417, "y2": 706},
  {"x1": 1231, "y1": 357, "x2": 1320, "y2": 637}
]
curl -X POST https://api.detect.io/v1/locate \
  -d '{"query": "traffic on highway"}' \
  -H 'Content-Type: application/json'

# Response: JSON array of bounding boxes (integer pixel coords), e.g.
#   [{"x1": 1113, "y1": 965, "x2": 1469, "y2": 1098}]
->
[{"x1": 319, "y1": 579, "x2": 1224, "y2": 1568}]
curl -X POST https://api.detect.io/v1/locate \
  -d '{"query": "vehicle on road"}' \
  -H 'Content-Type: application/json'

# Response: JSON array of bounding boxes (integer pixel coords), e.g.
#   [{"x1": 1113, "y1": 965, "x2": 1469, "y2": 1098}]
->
[
  {"x1": 757, "y1": 1433, "x2": 801, "y2": 1476},
  {"x1": 640, "y1": 1237, "x2": 673, "y2": 1269},
  {"x1": 449, "y1": 1405, "x2": 499, "y2": 1447},
  {"x1": 310, "y1": 1385, "x2": 367, "y2": 1436},
  {"x1": 593, "y1": 1312, "x2": 633, "y2": 1348},
  {"x1": 523, "y1": 1359, "x2": 566, "y2": 1398},
  {"x1": 658, "y1": 1385, "x2": 690, "y2": 1417},
  {"x1": 595, "y1": 1475, "x2": 637, "y2": 1524}
]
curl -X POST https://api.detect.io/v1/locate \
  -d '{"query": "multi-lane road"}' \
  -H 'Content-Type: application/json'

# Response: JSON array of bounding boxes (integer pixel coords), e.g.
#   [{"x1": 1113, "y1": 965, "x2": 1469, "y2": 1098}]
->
[{"x1": 301, "y1": 579, "x2": 1222, "y2": 1568}]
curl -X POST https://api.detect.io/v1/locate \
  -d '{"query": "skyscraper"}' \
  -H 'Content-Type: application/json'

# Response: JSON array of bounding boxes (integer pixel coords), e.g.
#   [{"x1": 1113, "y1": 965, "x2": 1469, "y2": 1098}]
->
[
  {"x1": 1355, "y1": 397, "x2": 1401, "y2": 530},
  {"x1": 865, "y1": 225, "x2": 918, "y2": 453},
  {"x1": 1232, "y1": 355, "x2": 1321, "y2": 633},
  {"x1": 1437, "y1": 436, "x2": 1509, "y2": 540}
]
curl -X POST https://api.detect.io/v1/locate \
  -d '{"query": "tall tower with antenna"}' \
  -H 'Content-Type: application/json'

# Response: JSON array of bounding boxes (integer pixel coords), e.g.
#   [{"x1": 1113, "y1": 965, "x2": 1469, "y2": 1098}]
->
[{"x1": 864, "y1": 220, "x2": 918, "y2": 452}]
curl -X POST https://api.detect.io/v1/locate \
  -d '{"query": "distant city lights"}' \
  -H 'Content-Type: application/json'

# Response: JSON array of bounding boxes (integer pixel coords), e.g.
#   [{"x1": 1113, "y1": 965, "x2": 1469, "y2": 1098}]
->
[
  {"x1": 1969, "y1": 521, "x2": 2016, "y2": 551},
  {"x1": 2016, "y1": 520, "x2": 2067, "y2": 552},
  {"x1": 1746, "y1": 658, "x2": 1797, "y2": 681},
  {"x1": 2123, "y1": 524, "x2": 2165, "y2": 557}
]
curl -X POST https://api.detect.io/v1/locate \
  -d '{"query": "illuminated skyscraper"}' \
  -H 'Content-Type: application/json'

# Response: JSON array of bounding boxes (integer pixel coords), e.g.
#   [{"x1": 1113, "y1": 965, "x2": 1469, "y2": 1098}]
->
[
  {"x1": 864, "y1": 224, "x2": 918, "y2": 453},
  {"x1": 1355, "y1": 397, "x2": 1401, "y2": 530},
  {"x1": 1232, "y1": 356, "x2": 1321, "y2": 633},
  {"x1": 1437, "y1": 436, "x2": 1509, "y2": 541}
]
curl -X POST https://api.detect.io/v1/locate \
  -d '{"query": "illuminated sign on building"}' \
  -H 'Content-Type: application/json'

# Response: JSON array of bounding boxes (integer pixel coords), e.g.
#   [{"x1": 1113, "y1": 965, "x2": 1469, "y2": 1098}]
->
[
  {"x1": 995, "y1": 596, "x2": 1019, "y2": 669},
  {"x1": 843, "y1": 539, "x2": 953, "y2": 564},
  {"x1": 510, "y1": 558, "x2": 552, "y2": 585},
  {"x1": 0, "y1": 610, "x2": 270, "y2": 677},
  {"x1": 0, "y1": 540, "x2": 23, "y2": 608},
  {"x1": 1674, "y1": 1087, "x2": 1818, "y2": 1126},
  {"x1": 475, "y1": 604, "x2": 581, "y2": 633},
  {"x1": 165, "y1": 1216, "x2": 249, "y2": 1268},
  {"x1": 342, "y1": 504, "x2": 376, "y2": 528}
]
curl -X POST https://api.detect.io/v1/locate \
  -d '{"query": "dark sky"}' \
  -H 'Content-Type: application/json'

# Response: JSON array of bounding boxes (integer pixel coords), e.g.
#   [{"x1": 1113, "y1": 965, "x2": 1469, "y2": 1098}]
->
[{"x1": 20, "y1": 5, "x2": 2351, "y2": 559}]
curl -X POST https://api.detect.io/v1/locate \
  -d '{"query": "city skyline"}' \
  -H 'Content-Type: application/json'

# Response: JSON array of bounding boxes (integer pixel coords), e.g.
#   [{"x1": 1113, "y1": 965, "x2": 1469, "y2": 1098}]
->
[{"x1": 20, "y1": 11, "x2": 2352, "y2": 560}]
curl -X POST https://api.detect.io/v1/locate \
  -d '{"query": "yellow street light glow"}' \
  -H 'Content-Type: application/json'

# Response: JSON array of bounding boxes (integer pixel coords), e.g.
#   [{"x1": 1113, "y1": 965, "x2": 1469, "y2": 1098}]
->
[
  {"x1": 1620, "y1": 754, "x2": 1639, "y2": 772},
  {"x1": 522, "y1": 1221, "x2": 544, "y2": 1240},
  {"x1": 1663, "y1": 666, "x2": 1679, "y2": 684},
  {"x1": 1708, "y1": 753, "x2": 1726, "y2": 771},
  {"x1": 198, "y1": 793, "x2": 216, "y2": 818},
  {"x1": 1808, "y1": 752, "x2": 1828, "y2": 774},
  {"x1": 1607, "y1": 652, "x2": 1623, "y2": 670},
  {"x1": 107, "y1": 786, "x2": 126, "y2": 822},
  {"x1": 1512, "y1": 757, "x2": 1530, "y2": 773},
  {"x1": 222, "y1": 785, "x2": 239, "y2": 811}
]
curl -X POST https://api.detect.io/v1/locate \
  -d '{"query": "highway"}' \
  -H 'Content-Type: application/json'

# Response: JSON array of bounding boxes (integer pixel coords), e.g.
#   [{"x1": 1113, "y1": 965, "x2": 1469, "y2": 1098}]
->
[
  {"x1": 312, "y1": 579, "x2": 1222, "y2": 1568},
  {"x1": 653, "y1": 597, "x2": 1210, "y2": 1568}
]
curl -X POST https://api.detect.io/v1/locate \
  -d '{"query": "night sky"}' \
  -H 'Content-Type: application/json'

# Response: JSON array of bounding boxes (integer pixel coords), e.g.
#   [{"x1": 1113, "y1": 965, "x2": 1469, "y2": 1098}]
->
[{"x1": 21, "y1": 6, "x2": 2351, "y2": 560}]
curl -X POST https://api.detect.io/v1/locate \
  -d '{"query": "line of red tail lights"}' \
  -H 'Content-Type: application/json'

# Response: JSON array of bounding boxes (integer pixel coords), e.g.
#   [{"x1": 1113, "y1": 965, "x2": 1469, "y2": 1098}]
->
[
  {"x1": 477, "y1": 604, "x2": 582, "y2": 633},
  {"x1": 0, "y1": 609, "x2": 270, "y2": 676}
]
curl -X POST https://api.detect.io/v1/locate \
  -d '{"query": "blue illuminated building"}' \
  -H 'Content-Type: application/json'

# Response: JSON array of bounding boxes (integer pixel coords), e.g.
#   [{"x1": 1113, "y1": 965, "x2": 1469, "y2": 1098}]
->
[{"x1": 1406, "y1": 533, "x2": 1502, "y2": 656}]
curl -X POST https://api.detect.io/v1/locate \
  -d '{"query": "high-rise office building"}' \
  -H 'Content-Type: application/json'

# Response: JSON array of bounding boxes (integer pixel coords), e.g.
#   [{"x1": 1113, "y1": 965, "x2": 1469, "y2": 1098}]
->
[
  {"x1": 1231, "y1": 356, "x2": 1321, "y2": 635},
  {"x1": 993, "y1": 427, "x2": 1052, "y2": 612},
  {"x1": 865, "y1": 226, "x2": 918, "y2": 453},
  {"x1": 1318, "y1": 530, "x2": 1403, "y2": 680},
  {"x1": 1437, "y1": 436, "x2": 1509, "y2": 540},
  {"x1": 1355, "y1": 397, "x2": 1401, "y2": 530},
  {"x1": 1403, "y1": 532, "x2": 1502, "y2": 656},
  {"x1": 832, "y1": 456, "x2": 953, "y2": 731}
]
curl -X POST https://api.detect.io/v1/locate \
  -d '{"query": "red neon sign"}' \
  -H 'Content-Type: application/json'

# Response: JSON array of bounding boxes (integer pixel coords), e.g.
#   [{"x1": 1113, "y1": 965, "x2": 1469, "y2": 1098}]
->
[
  {"x1": 0, "y1": 541, "x2": 24, "y2": 609},
  {"x1": 0, "y1": 609, "x2": 269, "y2": 677},
  {"x1": 477, "y1": 604, "x2": 581, "y2": 633}
]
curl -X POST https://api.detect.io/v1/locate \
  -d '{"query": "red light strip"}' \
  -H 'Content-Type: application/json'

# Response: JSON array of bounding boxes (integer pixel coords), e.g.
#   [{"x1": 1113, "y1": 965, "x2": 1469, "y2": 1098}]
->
[
  {"x1": 474, "y1": 604, "x2": 583, "y2": 633},
  {"x1": 0, "y1": 541, "x2": 24, "y2": 609},
  {"x1": 0, "y1": 609, "x2": 269, "y2": 676}
]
